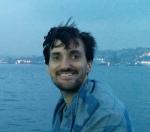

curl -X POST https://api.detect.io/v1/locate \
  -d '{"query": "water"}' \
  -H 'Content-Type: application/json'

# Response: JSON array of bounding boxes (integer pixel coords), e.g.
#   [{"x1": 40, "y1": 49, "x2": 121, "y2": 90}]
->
[{"x1": 0, "y1": 64, "x2": 150, "y2": 132}]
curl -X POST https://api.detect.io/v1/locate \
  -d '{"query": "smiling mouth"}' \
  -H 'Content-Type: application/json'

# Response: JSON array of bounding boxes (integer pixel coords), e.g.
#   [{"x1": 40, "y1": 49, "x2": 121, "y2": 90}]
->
[
  {"x1": 60, "y1": 73, "x2": 74, "y2": 77},
  {"x1": 56, "y1": 70, "x2": 78, "y2": 80},
  {"x1": 58, "y1": 73, "x2": 76, "y2": 80}
]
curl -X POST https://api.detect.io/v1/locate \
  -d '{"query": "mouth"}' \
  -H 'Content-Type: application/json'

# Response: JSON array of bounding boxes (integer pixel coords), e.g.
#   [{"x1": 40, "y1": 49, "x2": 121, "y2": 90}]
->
[
  {"x1": 56, "y1": 70, "x2": 78, "y2": 80},
  {"x1": 60, "y1": 73, "x2": 74, "y2": 76}
]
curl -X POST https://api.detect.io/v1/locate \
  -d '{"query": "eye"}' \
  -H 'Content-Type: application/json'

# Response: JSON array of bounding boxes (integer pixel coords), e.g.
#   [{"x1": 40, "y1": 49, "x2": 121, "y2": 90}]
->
[
  {"x1": 53, "y1": 56, "x2": 59, "y2": 60},
  {"x1": 51, "y1": 54, "x2": 61, "y2": 61},
  {"x1": 71, "y1": 53, "x2": 80, "y2": 60}
]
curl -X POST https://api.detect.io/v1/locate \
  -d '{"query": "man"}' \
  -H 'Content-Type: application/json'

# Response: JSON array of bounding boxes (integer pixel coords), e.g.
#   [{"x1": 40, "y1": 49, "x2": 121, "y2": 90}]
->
[{"x1": 43, "y1": 22, "x2": 133, "y2": 132}]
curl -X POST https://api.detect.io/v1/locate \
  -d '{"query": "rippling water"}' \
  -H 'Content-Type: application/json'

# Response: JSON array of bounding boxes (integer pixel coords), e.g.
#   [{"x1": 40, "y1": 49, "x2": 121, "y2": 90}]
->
[{"x1": 0, "y1": 64, "x2": 150, "y2": 132}]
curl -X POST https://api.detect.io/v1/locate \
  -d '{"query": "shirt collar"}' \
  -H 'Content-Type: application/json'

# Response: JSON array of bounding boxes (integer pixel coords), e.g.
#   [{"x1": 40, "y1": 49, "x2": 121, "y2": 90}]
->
[{"x1": 63, "y1": 79, "x2": 91, "y2": 117}]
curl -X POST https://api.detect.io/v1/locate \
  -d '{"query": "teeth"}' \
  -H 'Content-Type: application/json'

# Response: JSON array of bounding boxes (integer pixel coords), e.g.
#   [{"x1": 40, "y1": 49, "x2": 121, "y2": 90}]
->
[{"x1": 61, "y1": 73, "x2": 73, "y2": 77}]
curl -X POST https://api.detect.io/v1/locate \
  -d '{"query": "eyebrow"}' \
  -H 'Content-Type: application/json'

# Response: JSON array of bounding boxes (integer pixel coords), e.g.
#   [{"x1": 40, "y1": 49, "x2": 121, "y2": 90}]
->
[{"x1": 69, "y1": 50, "x2": 81, "y2": 54}]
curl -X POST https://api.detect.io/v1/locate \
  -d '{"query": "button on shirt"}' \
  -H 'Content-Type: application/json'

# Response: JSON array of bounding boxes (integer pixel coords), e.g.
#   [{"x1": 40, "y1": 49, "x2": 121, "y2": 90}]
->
[{"x1": 51, "y1": 79, "x2": 133, "y2": 132}]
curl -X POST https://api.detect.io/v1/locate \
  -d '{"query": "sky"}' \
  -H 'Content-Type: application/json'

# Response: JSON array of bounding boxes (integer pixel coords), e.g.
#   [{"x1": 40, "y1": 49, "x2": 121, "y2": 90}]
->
[{"x1": 0, "y1": 0, "x2": 150, "y2": 56}]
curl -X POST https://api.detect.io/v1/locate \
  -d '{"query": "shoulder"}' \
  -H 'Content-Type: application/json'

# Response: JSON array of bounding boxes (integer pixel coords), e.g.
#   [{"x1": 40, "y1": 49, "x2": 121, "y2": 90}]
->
[
  {"x1": 52, "y1": 96, "x2": 65, "y2": 125},
  {"x1": 82, "y1": 79, "x2": 133, "y2": 131},
  {"x1": 87, "y1": 79, "x2": 125, "y2": 110},
  {"x1": 79, "y1": 79, "x2": 126, "y2": 115}
]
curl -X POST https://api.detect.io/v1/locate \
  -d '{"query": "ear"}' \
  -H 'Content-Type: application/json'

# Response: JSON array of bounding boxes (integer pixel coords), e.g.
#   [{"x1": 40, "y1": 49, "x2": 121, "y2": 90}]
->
[
  {"x1": 46, "y1": 65, "x2": 50, "y2": 74},
  {"x1": 87, "y1": 61, "x2": 92, "y2": 73}
]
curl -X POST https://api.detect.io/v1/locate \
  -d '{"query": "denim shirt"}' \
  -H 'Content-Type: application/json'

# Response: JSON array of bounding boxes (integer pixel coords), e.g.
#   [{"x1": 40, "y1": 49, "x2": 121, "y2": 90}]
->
[{"x1": 51, "y1": 79, "x2": 133, "y2": 132}]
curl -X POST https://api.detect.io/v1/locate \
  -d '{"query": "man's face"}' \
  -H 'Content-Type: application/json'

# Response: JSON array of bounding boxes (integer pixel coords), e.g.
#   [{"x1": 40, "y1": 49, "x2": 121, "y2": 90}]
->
[{"x1": 48, "y1": 39, "x2": 91, "y2": 92}]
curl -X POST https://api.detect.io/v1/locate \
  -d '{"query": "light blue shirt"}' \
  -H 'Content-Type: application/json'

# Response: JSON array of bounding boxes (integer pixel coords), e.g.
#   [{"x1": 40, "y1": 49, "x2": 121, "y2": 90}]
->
[{"x1": 51, "y1": 79, "x2": 133, "y2": 132}]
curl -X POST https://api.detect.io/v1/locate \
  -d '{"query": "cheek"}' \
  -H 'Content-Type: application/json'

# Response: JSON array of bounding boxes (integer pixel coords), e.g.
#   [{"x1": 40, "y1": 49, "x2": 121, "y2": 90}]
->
[
  {"x1": 79, "y1": 63, "x2": 89, "y2": 73},
  {"x1": 50, "y1": 68, "x2": 55, "y2": 76},
  {"x1": 47, "y1": 65, "x2": 54, "y2": 76}
]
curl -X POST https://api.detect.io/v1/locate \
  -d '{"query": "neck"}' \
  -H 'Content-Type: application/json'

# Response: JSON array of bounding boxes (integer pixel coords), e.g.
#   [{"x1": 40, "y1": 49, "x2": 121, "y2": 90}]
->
[
  {"x1": 61, "y1": 78, "x2": 88, "y2": 106},
  {"x1": 61, "y1": 91, "x2": 76, "y2": 106}
]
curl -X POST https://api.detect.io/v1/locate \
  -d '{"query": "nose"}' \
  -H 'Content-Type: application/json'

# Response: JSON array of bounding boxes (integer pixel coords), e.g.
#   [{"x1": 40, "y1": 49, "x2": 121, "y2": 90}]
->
[{"x1": 60, "y1": 57, "x2": 71, "y2": 69}]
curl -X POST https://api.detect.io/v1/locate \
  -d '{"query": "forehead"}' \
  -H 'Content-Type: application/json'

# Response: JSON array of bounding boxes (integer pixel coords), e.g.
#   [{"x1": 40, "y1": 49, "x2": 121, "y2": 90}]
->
[{"x1": 50, "y1": 39, "x2": 85, "y2": 52}]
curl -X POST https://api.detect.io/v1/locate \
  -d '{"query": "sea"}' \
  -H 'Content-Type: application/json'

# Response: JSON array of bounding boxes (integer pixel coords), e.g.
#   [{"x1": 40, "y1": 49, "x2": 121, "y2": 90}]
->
[{"x1": 0, "y1": 64, "x2": 150, "y2": 132}]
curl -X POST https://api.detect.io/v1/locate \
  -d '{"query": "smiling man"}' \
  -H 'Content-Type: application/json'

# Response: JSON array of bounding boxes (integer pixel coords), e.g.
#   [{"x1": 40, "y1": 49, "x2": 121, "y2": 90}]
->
[
  {"x1": 43, "y1": 22, "x2": 133, "y2": 132},
  {"x1": 49, "y1": 39, "x2": 90, "y2": 93}
]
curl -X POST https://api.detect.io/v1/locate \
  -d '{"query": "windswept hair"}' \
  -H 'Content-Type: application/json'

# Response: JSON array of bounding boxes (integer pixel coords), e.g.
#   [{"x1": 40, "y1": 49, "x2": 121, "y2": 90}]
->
[{"x1": 43, "y1": 20, "x2": 96, "y2": 65}]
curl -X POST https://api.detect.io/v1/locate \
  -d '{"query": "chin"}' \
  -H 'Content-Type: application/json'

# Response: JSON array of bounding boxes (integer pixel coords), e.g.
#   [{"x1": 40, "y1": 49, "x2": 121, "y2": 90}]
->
[{"x1": 55, "y1": 80, "x2": 82, "y2": 93}]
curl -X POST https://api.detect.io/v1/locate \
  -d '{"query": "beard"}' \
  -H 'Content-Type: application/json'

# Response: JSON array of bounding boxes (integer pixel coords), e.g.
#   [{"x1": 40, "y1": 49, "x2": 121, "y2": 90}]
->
[
  {"x1": 51, "y1": 68, "x2": 87, "y2": 93},
  {"x1": 52, "y1": 77, "x2": 84, "y2": 93},
  {"x1": 50, "y1": 66, "x2": 88, "y2": 93}
]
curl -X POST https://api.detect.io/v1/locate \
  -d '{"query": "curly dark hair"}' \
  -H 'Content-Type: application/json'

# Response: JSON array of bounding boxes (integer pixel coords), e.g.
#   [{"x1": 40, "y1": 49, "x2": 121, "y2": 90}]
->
[{"x1": 43, "y1": 22, "x2": 96, "y2": 65}]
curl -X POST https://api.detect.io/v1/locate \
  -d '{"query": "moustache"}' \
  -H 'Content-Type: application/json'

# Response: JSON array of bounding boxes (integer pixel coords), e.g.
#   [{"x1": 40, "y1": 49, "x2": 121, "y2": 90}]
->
[{"x1": 56, "y1": 68, "x2": 78, "y2": 75}]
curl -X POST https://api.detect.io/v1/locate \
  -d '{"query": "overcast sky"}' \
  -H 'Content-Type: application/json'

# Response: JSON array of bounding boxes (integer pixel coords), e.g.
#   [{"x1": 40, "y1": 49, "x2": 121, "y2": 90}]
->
[{"x1": 0, "y1": 0, "x2": 150, "y2": 56}]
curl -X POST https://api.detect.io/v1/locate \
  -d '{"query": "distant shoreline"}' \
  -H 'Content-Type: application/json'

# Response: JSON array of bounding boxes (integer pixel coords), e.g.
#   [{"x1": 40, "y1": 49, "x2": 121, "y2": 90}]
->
[{"x1": 0, "y1": 47, "x2": 150, "y2": 66}]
